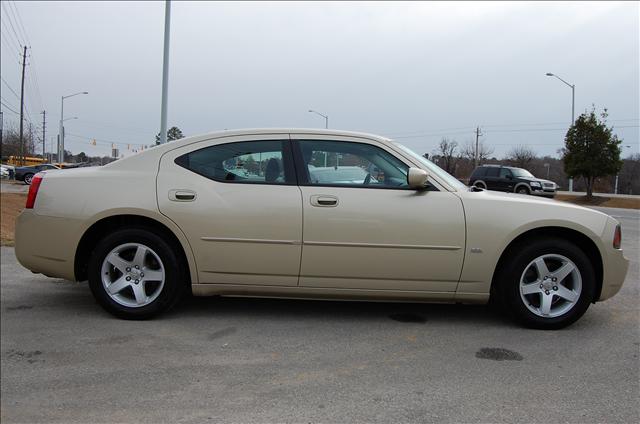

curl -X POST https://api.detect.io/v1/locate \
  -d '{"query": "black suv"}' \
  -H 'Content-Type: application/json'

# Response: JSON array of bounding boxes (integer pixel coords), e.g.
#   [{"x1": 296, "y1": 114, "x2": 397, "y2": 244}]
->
[{"x1": 469, "y1": 165, "x2": 556, "y2": 197}]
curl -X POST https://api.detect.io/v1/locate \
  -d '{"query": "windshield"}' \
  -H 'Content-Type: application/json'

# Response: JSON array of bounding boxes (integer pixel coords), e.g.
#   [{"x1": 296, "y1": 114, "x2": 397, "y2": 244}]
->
[
  {"x1": 392, "y1": 142, "x2": 467, "y2": 190},
  {"x1": 511, "y1": 168, "x2": 534, "y2": 178}
]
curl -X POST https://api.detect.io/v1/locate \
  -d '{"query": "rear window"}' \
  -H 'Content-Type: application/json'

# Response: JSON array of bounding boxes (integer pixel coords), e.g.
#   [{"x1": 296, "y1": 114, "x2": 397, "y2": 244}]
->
[{"x1": 471, "y1": 167, "x2": 486, "y2": 177}]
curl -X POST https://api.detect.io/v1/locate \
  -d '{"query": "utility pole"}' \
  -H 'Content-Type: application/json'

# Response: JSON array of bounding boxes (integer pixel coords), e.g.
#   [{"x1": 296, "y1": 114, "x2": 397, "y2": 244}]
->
[
  {"x1": 41, "y1": 110, "x2": 46, "y2": 161},
  {"x1": 29, "y1": 122, "x2": 33, "y2": 158},
  {"x1": 0, "y1": 111, "x2": 3, "y2": 155},
  {"x1": 19, "y1": 45, "x2": 27, "y2": 166},
  {"x1": 474, "y1": 126, "x2": 483, "y2": 168}
]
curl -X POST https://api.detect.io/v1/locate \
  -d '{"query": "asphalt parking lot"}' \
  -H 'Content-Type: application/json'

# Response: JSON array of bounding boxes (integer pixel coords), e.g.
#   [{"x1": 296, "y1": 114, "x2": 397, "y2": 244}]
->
[{"x1": 1, "y1": 207, "x2": 638, "y2": 423}]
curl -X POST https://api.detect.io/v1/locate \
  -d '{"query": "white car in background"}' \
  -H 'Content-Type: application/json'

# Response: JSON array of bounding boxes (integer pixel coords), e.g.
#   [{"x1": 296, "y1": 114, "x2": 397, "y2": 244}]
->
[
  {"x1": 15, "y1": 129, "x2": 629, "y2": 329},
  {"x1": 1, "y1": 164, "x2": 14, "y2": 179}
]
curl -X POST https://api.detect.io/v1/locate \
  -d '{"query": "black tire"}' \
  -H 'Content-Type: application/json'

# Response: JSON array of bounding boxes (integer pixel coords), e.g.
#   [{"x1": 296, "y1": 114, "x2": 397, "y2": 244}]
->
[
  {"x1": 516, "y1": 186, "x2": 529, "y2": 195},
  {"x1": 474, "y1": 181, "x2": 487, "y2": 189},
  {"x1": 23, "y1": 173, "x2": 34, "y2": 185},
  {"x1": 495, "y1": 238, "x2": 595, "y2": 330},
  {"x1": 88, "y1": 228, "x2": 187, "y2": 319}
]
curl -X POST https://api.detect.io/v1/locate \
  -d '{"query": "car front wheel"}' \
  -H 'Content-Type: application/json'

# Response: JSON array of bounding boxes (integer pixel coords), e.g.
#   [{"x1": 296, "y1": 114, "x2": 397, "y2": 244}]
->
[
  {"x1": 516, "y1": 186, "x2": 529, "y2": 195},
  {"x1": 88, "y1": 228, "x2": 186, "y2": 319},
  {"x1": 23, "y1": 173, "x2": 34, "y2": 185},
  {"x1": 496, "y1": 238, "x2": 595, "y2": 329}
]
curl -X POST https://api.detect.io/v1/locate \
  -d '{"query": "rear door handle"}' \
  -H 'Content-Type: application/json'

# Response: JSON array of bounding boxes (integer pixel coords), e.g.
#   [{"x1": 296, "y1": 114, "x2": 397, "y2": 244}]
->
[
  {"x1": 169, "y1": 189, "x2": 197, "y2": 202},
  {"x1": 310, "y1": 195, "x2": 338, "y2": 207}
]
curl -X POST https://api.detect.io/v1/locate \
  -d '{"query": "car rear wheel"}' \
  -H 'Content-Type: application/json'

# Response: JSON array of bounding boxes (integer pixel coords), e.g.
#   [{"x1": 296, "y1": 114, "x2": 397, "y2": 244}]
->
[
  {"x1": 23, "y1": 173, "x2": 34, "y2": 185},
  {"x1": 88, "y1": 228, "x2": 186, "y2": 319},
  {"x1": 496, "y1": 238, "x2": 595, "y2": 329}
]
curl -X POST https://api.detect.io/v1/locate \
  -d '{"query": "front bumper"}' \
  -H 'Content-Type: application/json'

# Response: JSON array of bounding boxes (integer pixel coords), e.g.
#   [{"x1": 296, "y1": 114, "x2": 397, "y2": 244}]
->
[
  {"x1": 599, "y1": 246, "x2": 629, "y2": 301},
  {"x1": 530, "y1": 188, "x2": 556, "y2": 198}
]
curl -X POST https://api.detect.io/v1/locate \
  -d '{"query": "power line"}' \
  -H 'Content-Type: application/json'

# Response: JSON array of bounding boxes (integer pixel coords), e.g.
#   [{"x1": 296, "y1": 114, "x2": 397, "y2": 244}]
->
[
  {"x1": 392, "y1": 129, "x2": 475, "y2": 139},
  {"x1": 71, "y1": 119, "x2": 154, "y2": 136},
  {"x1": 486, "y1": 125, "x2": 639, "y2": 134},
  {"x1": 9, "y1": 0, "x2": 44, "y2": 112},
  {"x1": 1, "y1": 100, "x2": 20, "y2": 115},
  {"x1": 0, "y1": 25, "x2": 22, "y2": 55},
  {"x1": 1, "y1": 1, "x2": 25, "y2": 47},
  {"x1": 385, "y1": 125, "x2": 475, "y2": 137},
  {"x1": 0, "y1": 76, "x2": 21, "y2": 100},
  {"x1": 8, "y1": 1, "x2": 31, "y2": 46},
  {"x1": 66, "y1": 132, "x2": 151, "y2": 147}
]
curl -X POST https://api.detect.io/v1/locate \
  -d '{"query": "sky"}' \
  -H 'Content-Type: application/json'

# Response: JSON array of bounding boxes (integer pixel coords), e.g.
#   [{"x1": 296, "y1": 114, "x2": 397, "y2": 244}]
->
[{"x1": 1, "y1": 1, "x2": 638, "y2": 159}]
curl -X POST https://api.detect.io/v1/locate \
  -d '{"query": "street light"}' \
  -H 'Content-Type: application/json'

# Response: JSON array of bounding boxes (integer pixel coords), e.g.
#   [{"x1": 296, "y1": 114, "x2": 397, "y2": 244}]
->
[
  {"x1": 308, "y1": 109, "x2": 329, "y2": 129},
  {"x1": 59, "y1": 91, "x2": 88, "y2": 162},
  {"x1": 545, "y1": 73, "x2": 575, "y2": 124},
  {"x1": 308, "y1": 109, "x2": 329, "y2": 166},
  {"x1": 546, "y1": 72, "x2": 575, "y2": 191}
]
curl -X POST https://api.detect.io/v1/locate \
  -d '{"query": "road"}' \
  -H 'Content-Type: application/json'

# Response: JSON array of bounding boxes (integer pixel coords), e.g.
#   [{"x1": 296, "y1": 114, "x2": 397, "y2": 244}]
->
[
  {"x1": 0, "y1": 181, "x2": 29, "y2": 194},
  {"x1": 1, "y1": 207, "x2": 638, "y2": 423},
  {"x1": 557, "y1": 191, "x2": 638, "y2": 199}
]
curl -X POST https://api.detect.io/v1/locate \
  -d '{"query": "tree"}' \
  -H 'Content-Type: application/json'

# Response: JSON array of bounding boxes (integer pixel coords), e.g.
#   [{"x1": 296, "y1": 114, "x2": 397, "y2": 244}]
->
[
  {"x1": 507, "y1": 145, "x2": 536, "y2": 168},
  {"x1": 562, "y1": 107, "x2": 623, "y2": 198},
  {"x1": 462, "y1": 140, "x2": 494, "y2": 165},
  {"x1": 155, "y1": 126, "x2": 185, "y2": 145},
  {"x1": 76, "y1": 151, "x2": 88, "y2": 163},
  {"x1": 433, "y1": 137, "x2": 459, "y2": 173}
]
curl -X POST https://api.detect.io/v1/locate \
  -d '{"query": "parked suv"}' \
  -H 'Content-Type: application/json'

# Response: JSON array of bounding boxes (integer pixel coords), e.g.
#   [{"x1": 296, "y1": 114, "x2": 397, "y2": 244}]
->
[{"x1": 469, "y1": 165, "x2": 556, "y2": 197}]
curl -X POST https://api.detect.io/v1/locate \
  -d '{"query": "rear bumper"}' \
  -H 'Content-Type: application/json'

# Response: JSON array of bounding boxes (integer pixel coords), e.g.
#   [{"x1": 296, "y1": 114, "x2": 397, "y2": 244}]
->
[{"x1": 15, "y1": 210, "x2": 81, "y2": 281}]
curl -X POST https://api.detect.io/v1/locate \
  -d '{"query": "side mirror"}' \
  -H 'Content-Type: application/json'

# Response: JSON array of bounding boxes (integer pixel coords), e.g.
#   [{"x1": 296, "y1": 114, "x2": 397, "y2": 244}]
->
[
  {"x1": 407, "y1": 167, "x2": 429, "y2": 189},
  {"x1": 506, "y1": 174, "x2": 513, "y2": 180}
]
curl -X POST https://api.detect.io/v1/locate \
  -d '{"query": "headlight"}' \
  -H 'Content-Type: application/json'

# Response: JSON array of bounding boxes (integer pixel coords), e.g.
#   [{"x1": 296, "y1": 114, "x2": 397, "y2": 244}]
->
[{"x1": 530, "y1": 181, "x2": 541, "y2": 187}]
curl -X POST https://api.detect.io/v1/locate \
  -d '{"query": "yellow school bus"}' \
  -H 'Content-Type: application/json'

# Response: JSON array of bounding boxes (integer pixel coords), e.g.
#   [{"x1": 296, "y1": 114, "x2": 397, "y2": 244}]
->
[{"x1": 6, "y1": 156, "x2": 46, "y2": 167}]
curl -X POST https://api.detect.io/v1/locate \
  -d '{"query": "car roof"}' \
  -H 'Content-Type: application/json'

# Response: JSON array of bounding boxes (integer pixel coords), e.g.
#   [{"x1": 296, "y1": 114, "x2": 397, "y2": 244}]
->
[
  {"x1": 148, "y1": 128, "x2": 393, "y2": 153},
  {"x1": 479, "y1": 164, "x2": 523, "y2": 170}
]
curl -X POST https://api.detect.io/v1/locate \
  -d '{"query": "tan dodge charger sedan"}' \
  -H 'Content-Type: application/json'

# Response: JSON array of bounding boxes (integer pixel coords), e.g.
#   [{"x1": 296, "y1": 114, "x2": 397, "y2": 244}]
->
[{"x1": 15, "y1": 129, "x2": 629, "y2": 329}]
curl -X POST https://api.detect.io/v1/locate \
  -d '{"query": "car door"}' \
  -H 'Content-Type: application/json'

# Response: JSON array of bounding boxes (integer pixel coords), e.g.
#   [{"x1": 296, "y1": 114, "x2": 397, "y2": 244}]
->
[
  {"x1": 499, "y1": 168, "x2": 514, "y2": 191},
  {"x1": 483, "y1": 167, "x2": 500, "y2": 190},
  {"x1": 291, "y1": 135, "x2": 465, "y2": 293},
  {"x1": 157, "y1": 134, "x2": 303, "y2": 286}
]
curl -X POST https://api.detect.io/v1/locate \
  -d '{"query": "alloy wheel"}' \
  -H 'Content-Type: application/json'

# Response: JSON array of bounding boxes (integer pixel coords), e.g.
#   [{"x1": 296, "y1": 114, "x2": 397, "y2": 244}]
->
[
  {"x1": 519, "y1": 253, "x2": 582, "y2": 318},
  {"x1": 100, "y1": 243, "x2": 165, "y2": 308}
]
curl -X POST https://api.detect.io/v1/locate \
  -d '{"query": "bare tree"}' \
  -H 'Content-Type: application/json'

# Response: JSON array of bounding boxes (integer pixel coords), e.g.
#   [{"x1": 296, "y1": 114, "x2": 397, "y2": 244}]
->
[
  {"x1": 462, "y1": 140, "x2": 494, "y2": 165},
  {"x1": 433, "y1": 137, "x2": 459, "y2": 173},
  {"x1": 507, "y1": 145, "x2": 536, "y2": 168}
]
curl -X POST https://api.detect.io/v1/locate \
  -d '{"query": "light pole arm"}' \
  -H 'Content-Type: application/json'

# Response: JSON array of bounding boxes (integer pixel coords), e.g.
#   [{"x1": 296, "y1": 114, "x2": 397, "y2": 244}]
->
[
  {"x1": 309, "y1": 110, "x2": 329, "y2": 129},
  {"x1": 63, "y1": 91, "x2": 89, "y2": 101},
  {"x1": 551, "y1": 74, "x2": 574, "y2": 89}
]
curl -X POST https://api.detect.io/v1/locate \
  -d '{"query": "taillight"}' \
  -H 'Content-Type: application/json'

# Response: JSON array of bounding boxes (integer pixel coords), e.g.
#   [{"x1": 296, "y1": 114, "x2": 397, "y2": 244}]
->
[
  {"x1": 25, "y1": 174, "x2": 43, "y2": 209},
  {"x1": 613, "y1": 224, "x2": 622, "y2": 249}
]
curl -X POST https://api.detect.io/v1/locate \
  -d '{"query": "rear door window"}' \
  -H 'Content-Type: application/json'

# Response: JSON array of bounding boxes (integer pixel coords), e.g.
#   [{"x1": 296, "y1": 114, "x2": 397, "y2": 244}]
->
[
  {"x1": 175, "y1": 140, "x2": 296, "y2": 185},
  {"x1": 486, "y1": 168, "x2": 500, "y2": 177}
]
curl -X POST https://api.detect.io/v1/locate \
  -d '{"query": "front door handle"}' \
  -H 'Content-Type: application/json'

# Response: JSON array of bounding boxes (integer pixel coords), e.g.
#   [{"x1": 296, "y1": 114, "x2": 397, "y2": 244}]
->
[
  {"x1": 310, "y1": 195, "x2": 338, "y2": 207},
  {"x1": 169, "y1": 189, "x2": 197, "y2": 202}
]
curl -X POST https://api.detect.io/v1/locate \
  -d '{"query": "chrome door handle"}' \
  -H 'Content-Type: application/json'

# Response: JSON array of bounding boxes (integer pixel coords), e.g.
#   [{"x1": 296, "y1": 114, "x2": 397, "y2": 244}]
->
[
  {"x1": 169, "y1": 189, "x2": 197, "y2": 202},
  {"x1": 310, "y1": 195, "x2": 338, "y2": 207}
]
